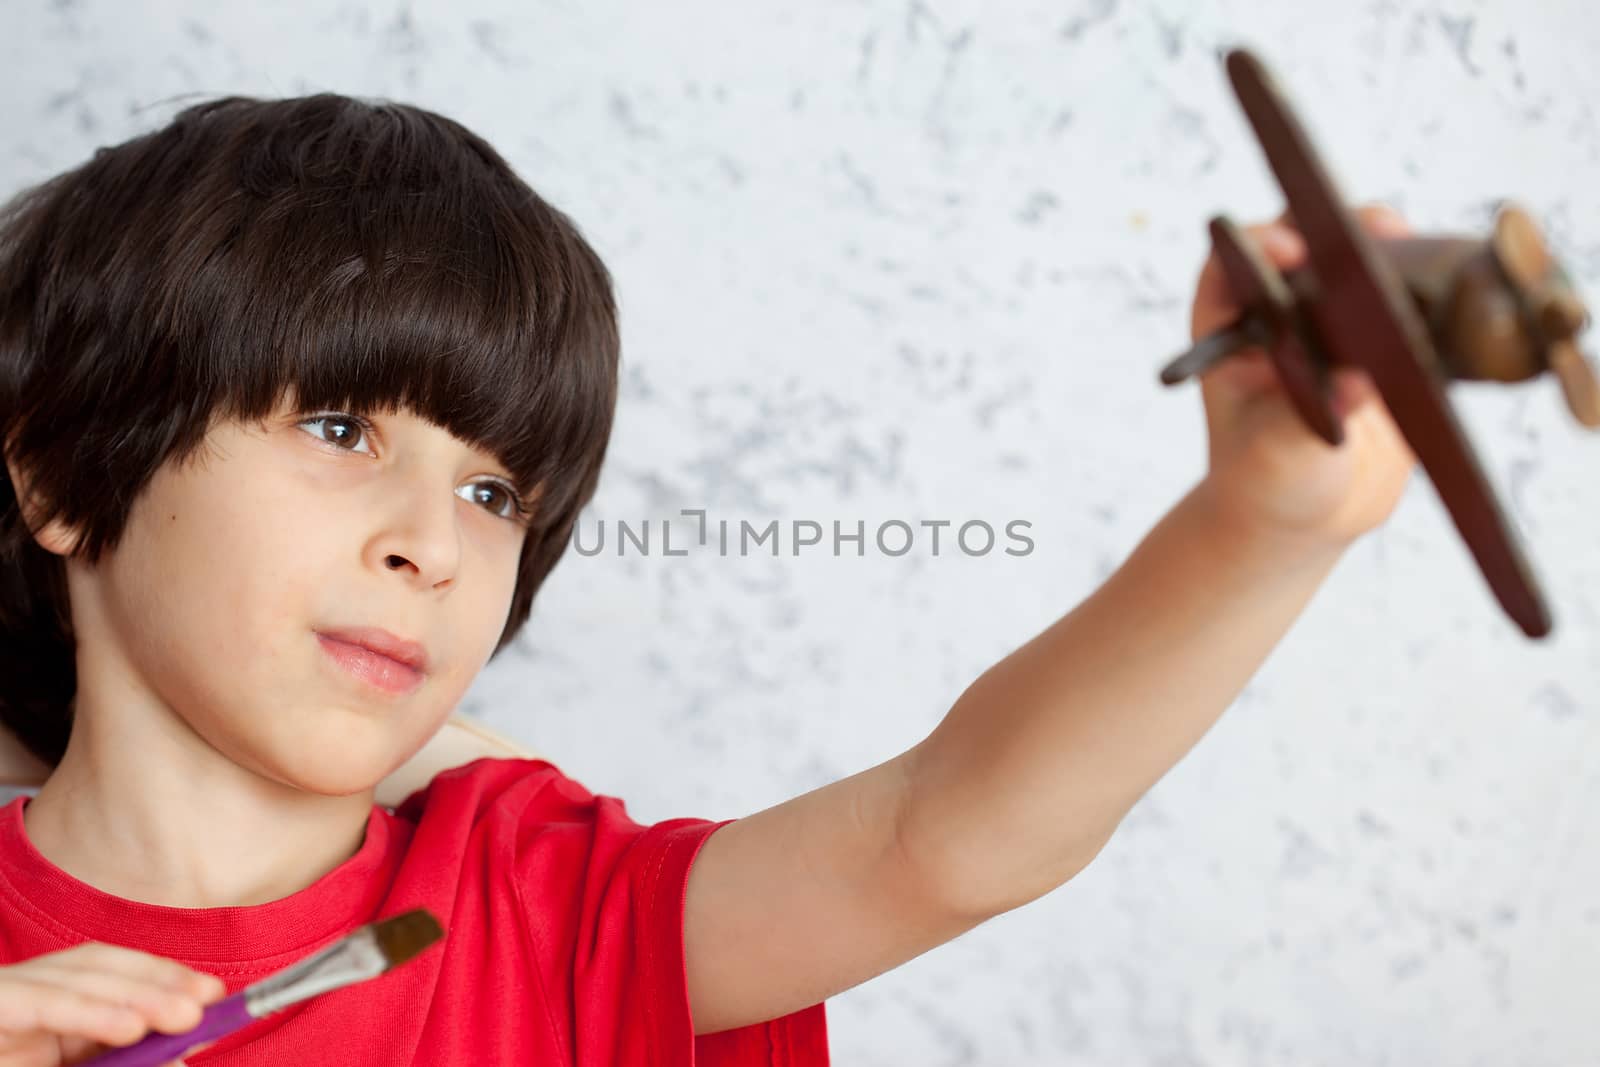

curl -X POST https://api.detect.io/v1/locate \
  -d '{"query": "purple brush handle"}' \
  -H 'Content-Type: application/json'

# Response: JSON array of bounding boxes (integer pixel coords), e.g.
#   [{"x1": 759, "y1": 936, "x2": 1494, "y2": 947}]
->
[{"x1": 80, "y1": 990, "x2": 255, "y2": 1066}]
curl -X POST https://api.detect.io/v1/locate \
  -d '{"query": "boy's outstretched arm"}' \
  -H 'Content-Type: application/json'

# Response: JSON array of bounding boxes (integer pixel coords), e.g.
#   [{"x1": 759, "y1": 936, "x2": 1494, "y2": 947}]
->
[{"x1": 683, "y1": 206, "x2": 1420, "y2": 1036}]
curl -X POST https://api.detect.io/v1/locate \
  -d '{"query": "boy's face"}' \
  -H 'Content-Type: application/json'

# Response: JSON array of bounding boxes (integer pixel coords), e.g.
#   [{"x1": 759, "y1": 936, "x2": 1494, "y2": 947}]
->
[{"x1": 32, "y1": 392, "x2": 530, "y2": 797}]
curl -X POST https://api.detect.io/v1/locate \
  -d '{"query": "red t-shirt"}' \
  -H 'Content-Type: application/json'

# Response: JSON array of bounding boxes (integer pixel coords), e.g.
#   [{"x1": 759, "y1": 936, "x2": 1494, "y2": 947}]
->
[{"x1": 0, "y1": 757, "x2": 830, "y2": 1064}]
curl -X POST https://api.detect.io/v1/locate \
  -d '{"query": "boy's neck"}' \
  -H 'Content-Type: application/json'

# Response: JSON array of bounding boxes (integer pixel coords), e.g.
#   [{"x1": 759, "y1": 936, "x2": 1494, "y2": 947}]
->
[{"x1": 23, "y1": 725, "x2": 375, "y2": 910}]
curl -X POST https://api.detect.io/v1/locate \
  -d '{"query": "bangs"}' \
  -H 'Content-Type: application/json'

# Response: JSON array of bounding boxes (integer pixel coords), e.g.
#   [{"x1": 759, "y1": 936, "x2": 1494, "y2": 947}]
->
[{"x1": 157, "y1": 96, "x2": 619, "y2": 532}]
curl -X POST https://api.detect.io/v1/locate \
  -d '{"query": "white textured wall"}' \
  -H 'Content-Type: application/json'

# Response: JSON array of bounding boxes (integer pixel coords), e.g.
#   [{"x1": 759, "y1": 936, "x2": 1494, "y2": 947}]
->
[{"x1": 6, "y1": 2, "x2": 1600, "y2": 1062}]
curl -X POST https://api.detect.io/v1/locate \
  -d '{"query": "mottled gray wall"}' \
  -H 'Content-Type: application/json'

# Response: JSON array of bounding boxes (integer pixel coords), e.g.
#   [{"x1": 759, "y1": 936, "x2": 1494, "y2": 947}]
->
[{"x1": 5, "y1": 1, "x2": 1600, "y2": 1063}]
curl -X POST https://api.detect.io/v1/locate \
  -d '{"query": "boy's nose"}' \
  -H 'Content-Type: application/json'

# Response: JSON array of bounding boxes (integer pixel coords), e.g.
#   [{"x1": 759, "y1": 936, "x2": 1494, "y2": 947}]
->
[{"x1": 370, "y1": 481, "x2": 463, "y2": 587}]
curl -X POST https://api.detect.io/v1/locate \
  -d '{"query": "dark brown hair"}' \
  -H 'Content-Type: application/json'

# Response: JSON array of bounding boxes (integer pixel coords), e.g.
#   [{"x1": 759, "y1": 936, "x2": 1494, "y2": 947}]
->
[{"x1": 0, "y1": 94, "x2": 620, "y2": 769}]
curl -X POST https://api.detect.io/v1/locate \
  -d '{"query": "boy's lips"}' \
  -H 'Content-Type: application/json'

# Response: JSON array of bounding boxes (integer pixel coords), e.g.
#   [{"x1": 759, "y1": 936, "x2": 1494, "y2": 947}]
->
[
  {"x1": 316, "y1": 626, "x2": 430, "y2": 672},
  {"x1": 315, "y1": 626, "x2": 430, "y2": 694}
]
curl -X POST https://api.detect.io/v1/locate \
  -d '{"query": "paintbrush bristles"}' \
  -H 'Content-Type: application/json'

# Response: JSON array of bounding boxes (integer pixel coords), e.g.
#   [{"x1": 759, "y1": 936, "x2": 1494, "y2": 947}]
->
[{"x1": 371, "y1": 908, "x2": 444, "y2": 968}]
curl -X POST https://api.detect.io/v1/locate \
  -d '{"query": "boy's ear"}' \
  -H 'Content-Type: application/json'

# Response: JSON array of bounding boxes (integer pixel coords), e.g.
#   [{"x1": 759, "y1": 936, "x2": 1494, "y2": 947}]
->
[{"x1": 3, "y1": 447, "x2": 84, "y2": 557}]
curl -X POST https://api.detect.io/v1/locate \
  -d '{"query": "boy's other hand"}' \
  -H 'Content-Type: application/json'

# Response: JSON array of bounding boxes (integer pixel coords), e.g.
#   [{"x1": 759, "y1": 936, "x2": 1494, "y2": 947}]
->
[
  {"x1": 0, "y1": 942, "x2": 227, "y2": 1065},
  {"x1": 1187, "y1": 205, "x2": 1420, "y2": 554}
]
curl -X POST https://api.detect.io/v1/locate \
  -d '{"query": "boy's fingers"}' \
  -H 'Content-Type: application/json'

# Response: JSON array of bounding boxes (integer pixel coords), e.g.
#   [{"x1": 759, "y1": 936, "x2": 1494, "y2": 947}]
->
[
  {"x1": 1264, "y1": 201, "x2": 1410, "y2": 259},
  {"x1": 1351, "y1": 201, "x2": 1412, "y2": 239},
  {"x1": 1257, "y1": 201, "x2": 1409, "y2": 264},
  {"x1": 1255, "y1": 223, "x2": 1304, "y2": 267},
  {"x1": 1191, "y1": 201, "x2": 1413, "y2": 342}
]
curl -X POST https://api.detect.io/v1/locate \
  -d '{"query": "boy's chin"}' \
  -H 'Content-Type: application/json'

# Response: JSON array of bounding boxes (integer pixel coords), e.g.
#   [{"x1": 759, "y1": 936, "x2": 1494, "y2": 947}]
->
[{"x1": 256, "y1": 730, "x2": 401, "y2": 800}]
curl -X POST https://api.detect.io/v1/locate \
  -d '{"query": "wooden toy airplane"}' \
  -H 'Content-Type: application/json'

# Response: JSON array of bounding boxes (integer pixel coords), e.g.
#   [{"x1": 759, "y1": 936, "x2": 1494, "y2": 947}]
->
[{"x1": 1161, "y1": 48, "x2": 1600, "y2": 640}]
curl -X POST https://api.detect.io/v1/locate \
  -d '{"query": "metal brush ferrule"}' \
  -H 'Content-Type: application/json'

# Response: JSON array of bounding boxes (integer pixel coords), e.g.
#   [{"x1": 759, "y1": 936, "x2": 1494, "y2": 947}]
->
[{"x1": 242, "y1": 927, "x2": 389, "y2": 1017}]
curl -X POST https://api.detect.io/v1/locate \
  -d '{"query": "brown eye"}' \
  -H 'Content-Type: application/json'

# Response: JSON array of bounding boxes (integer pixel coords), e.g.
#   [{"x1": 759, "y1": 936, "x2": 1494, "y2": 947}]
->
[
  {"x1": 299, "y1": 413, "x2": 373, "y2": 454},
  {"x1": 457, "y1": 480, "x2": 525, "y2": 521}
]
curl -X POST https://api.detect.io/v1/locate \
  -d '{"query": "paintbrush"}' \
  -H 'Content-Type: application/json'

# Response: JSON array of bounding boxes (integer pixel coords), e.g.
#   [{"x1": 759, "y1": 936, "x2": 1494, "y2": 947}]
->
[{"x1": 80, "y1": 908, "x2": 444, "y2": 1066}]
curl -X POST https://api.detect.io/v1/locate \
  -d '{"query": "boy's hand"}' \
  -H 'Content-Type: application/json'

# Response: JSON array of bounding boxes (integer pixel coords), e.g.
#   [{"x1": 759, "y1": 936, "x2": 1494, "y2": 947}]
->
[
  {"x1": 1188, "y1": 205, "x2": 1420, "y2": 552},
  {"x1": 0, "y1": 942, "x2": 227, "y2": 1066}
]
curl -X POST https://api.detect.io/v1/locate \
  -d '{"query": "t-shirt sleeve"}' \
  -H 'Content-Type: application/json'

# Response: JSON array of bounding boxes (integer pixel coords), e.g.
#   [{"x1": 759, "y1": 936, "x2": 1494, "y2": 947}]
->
[{"x1": 511, "y1": 774, "x2": 829, "y2": 1066}]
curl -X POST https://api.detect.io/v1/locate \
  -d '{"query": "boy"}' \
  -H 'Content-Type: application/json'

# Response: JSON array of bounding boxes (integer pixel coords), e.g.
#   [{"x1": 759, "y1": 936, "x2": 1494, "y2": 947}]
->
[{"x1": 0, "y1": 93, "x2": 1415, "y2": 1064}]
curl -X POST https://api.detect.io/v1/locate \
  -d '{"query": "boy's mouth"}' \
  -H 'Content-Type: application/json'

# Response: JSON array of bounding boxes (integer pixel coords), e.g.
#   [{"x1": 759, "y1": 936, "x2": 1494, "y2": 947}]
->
[{"x1": 315, "y1": 627, "x2": 429, "y2": 695}]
